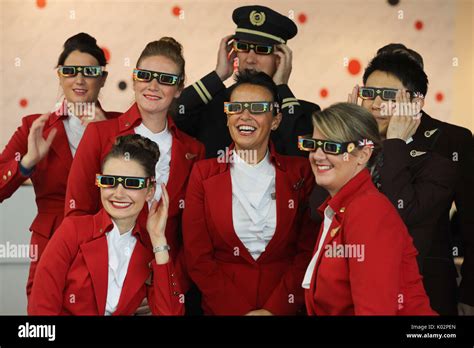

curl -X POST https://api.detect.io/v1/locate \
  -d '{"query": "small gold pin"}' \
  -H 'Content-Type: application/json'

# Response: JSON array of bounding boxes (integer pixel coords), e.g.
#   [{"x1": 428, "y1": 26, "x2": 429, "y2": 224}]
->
[
  {"x1": 2, "y1": 175, "x2": 7, "y2": 181},
  {"x1": 125, "y1": 122, "x2": 130, "y2": 127},
  {"x1": 424, "y1": 128, "x2": 438, "y2": 138},
  {"x1": 339, "y1": 207, "x2": 346, "y2": 213},
  {"x1": 410, "y1": 150, "x2": 427, "y2": 157},
  {"x1": 185, "y1": 153, "x2": 197, "y2": 160},
  {"x1": 7, "y1": 170, "x2": 12, "y2": 177},
  {"x1": 330, "y1": 226, "x2": 340, "y2": 238}
]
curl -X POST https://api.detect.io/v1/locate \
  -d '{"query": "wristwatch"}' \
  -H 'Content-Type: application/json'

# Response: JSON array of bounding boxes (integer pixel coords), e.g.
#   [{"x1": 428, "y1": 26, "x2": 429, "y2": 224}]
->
[{"x1": 153, "y1": 245, "x2": 170, "y2": 253}]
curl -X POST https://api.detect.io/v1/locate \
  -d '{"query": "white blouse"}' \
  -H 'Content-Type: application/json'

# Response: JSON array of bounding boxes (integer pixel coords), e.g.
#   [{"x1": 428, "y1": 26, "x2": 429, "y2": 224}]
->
[
  {"x1": 134, "y1": 121, "x2": 172, "y2": 202},
  {"x1": 230, "y1": 151, "x2": 276, "y2": 260},
  {"x1": 105, "y1": 221, "x2": 137, "y2": 315},
  {"x1": 302, "y1": 205, "x2": 334, "y2": 289},
  {"x1": 63, "y1": 114, "x2": 85, "y2": 157}
]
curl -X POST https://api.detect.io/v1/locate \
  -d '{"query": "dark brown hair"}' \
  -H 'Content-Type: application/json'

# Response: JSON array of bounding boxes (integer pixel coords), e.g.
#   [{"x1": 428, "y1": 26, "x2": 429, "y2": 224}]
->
[
  {"x1": 102, "y1": 134, "x2": 160, "y2": 177},
  {"x1": 57, "y1": 33, "x2": 107, "y2": 67}
]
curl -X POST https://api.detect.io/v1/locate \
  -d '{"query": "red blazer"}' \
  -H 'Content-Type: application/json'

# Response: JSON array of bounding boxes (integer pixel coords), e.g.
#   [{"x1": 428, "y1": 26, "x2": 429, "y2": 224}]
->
[
  {"x1": 65, "y1": 103, "x2": 205, "y2": 292},
  {"x1": 182, "y1": 144, "x2": 318, "y2": 315},
  {"x1": 0, "y1": 106, "x2": 120, "y2": 295},
  {"x1": 304, "y1": 169, "x2": 437, "y2": 315},
  {"x1": 28, "y1": 208, "x2": 184, "y2": 315}
]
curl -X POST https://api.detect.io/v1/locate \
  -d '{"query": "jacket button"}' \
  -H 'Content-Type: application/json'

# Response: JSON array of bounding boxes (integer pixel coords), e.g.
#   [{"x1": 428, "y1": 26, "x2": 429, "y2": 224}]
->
[
  {"x1": 2, "y1": 175, "x2": 7, "y2": 181},
  {"x1": 173, "y1": 291, "x2": 180, "y2": 296},
  {"x1": 172, "y1": 282, "x2": 177, "y2": 286},
  {"x1": 171, "y1": 273, "x2": 175, "y2": 277},
  {"x1": 125, "y1": 122, "x2": 130, "y2": 127},
  {"x1": 7, "y1": 170, "x2": 12, "y2": 177}
]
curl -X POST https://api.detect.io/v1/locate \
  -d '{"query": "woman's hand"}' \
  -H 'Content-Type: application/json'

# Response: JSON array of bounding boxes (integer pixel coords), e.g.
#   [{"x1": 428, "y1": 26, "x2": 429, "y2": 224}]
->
[
  {"x1": 21, "y1": 113, "x2": 57, "y2": 170},
  {"x1": 147, "y1": 184, "x2": 170, "y2": 265}
]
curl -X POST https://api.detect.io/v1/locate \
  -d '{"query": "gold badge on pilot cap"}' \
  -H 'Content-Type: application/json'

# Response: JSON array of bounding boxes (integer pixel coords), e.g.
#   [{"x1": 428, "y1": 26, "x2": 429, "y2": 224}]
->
[{"x1": 249, "y1": 10, "x2": 266, "y2": 26}]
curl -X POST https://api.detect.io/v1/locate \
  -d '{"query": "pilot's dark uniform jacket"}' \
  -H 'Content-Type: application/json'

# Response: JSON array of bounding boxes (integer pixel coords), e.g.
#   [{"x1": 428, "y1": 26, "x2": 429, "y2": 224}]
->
[
  {"x1": 310, "y1": 111, "x2": 460, "y2": 315},
  {"x1": 174, "y1": 5, "x2": 319, "y2": 158}
]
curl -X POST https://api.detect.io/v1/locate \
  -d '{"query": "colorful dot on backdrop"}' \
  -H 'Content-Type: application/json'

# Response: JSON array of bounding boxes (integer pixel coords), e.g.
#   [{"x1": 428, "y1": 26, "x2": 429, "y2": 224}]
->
[
  {"x1": 298, "y1": 13, "x2": 307, "y2": 24},
  {"x1": 320, "y1": 88, "x2": 329, "y2": 98},
  {"x1": 348, "y1": 59, "x2": 361, "y2": 75},
  {"x1": 415, "y1": 20, "x2": 424, "y2": 31},
  {"x1": 172, "y1": 6, "x2": 182, "y2": 17},
  {"x1": 19, "y1": 99, "x2": 28, "y2": 108},
  {"x1": 101, "y1": 47, "x2": 111, "y2": 63},
  {"x1": 387, "y1": 0, "x2": 400, "y2": 6},
  {"x1": 118, "y1": 81, "x2": 127, "y2": 91},
  {"x1": 36, "y1": 0, "x2": 46, "y2": 9},
  {"x1": 435, "y1": 92, "x2": 444, "y2": 102}
]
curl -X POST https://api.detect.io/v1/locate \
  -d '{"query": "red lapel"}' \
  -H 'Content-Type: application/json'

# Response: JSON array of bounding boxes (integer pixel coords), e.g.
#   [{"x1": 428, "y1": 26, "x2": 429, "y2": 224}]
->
[
  {"x1": 80, "y1": 210, "x2": 113, "y2": 315},
  {"x1": 45, "y1": 108, "x2": 73, "y2": 168},
  {"x1": 203, "y1": 156, "x2": 256, "y2": 264},
  {"x1": 114, "y1": 239, "x2": 154, "y2": 314}
]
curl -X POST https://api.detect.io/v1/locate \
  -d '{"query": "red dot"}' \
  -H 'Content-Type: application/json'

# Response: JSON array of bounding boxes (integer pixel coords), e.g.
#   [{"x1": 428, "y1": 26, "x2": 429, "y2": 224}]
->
[
  {"x1": 348, "y1": 59, "x2": 361, "y2": 75},
  {"x1": 172, "y1": 6, "x2": 181, "y2": 16},
  {"x1": 298, "y1": 13, "x2": 307, "y2": 24},
  {"x1": 320, "y1": 88, "x2": 329, "y2": 98},
  {"x1": 101, "y1": 47, "x2": 110, "y2": 63},
  {"x1": 36, "y1": 0, "x2": 46, "y2": 8},
  {"x1": 435, "y1": 92, "x2": 444, "y2": 102},
  {"x1": 415, "y1": 20, "x2": 424, "y2": 30},
  {"x1": 19, "y1": 99, "x2": 28, "y2": 108}
]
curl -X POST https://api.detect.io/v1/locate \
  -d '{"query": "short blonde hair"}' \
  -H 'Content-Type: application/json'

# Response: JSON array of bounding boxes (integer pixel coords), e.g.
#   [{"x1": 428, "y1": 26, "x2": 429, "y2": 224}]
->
[{"x1": 312, "y1": 102, "x2": 382, "y2": 167}]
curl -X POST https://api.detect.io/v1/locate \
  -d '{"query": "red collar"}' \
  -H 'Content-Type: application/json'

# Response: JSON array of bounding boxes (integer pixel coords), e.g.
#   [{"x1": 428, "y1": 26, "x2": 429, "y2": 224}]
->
[
  {"x1": 318, "y1": 168, "x2": 373, "y2": 218},
  {"x1": 118, "y1": 103, "x2": 180, "y2": 138},
  {"x1": 92, "y1": 208, "x2": 146, "y2": 240}
]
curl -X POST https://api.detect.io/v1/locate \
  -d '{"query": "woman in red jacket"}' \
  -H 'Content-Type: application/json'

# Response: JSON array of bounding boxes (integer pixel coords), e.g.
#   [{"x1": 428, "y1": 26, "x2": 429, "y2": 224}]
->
[
  {"x1": 29, "y1": 134, "x2": 183, "y2": 315},
  {"x1": 0, "y1": 33, "x2": 119, "y2": 298},
  {"x1": 182, "y1": 70, "x2": 317, "y2": 315},
  {"x1": 299, "y1": 102, "x2": 436, "y2": 315},
  {"x1": 65, "y1": 37, "x2": 205, "y2": 299}
]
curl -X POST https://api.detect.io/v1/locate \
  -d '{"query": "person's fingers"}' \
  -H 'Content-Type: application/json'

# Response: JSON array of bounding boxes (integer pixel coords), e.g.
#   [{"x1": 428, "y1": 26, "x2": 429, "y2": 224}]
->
[
  {"x1": 45, "y1": 128, "x2": 57, "y2": 147},
  {"x1": 161, "y1": 184, "x2": 169, "y2": 210}
]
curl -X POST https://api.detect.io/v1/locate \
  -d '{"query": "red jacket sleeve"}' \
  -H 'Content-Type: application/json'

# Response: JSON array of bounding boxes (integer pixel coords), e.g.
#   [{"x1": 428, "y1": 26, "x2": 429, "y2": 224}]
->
[
  {"x1": 263, "y1": 164, "x2": 318, "y2": 315},
  {"x1": 0, "y1": 116, "x2": 32, "y2": 202},
  {"x1": 28, "y1": 218, "x2": 79, "y2": 315},
  {"x1": 344, "y1": 194, "x2": 404, "y2": 315},
  {"x1": 182, "y1": 164, "x2": 254, "y2": 315},
  {"x1": 147, "y1": 260, "x2": 184, "y2": 316},
  {"x1": 65, "y1": 123, "x2": 102, "y2": 216}
]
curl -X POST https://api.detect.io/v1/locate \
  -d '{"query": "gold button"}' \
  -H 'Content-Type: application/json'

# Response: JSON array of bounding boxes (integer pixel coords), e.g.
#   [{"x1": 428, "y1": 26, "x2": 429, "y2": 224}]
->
[
  {"x1": 172, "y1": 282, "x2": 177, "y2": 286},
  {"x1": 99, "y1": 228, "x2": 103, "y2": 233},
  {"x1": 2, "y1": 175, "x2": 7, "y2": 181},
  {"x1": 173, "y1": 291, "x2": 180, "y2": 296},
  {"x1": 171, "y1": 273, "x2": 175, "y2": 277},
  {"x1": 125, "y1": 122, "x2": 130, "y2": 127},
  {"x1": 339, "y1": 207, "x2": 345, "y2": 213},
  {"x1": 7, "y1": 170, "x2": 12, "y2": 177}
]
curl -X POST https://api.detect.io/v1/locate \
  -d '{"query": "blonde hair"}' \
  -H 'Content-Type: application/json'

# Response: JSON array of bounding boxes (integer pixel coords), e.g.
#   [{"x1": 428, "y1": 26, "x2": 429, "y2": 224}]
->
[
  {"x1": 136, "y1": 37, "x2": 185, "y2": 88},
  {"x1": 312, "y1": 102, "x2": 382, "y2": 167}
]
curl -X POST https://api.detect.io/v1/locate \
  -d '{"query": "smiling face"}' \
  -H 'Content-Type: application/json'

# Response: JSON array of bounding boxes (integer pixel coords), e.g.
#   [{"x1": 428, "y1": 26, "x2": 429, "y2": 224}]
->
[
  {"x1": 100, "y1": 157, "x2": 154, "y2": 224},
  {"x1": 227, "y1": 84, "x2": 281, "y2": 158},
  {"x1": 59, "y1": 50, "x2": 107, "y2": 104},
  {"x1": 236, "y1": 45, "x2": 279, "y2": 77},
  {"x1": 133, "y1": 55, "x2": 182, "y2": 117},
  {"x1": 309, "y1": 129, "x2": 372, "y2": 197}
]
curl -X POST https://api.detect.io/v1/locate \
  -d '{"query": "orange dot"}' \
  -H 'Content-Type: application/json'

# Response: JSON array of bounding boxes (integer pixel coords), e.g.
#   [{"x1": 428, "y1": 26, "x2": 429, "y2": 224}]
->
[
  {"x1": 36, "y1": 0, "x2": 46, "y2": 8},
  {"x1": 435, "y1": 92, "x2": 444, "y2": 102},
  {"x1": 320, "y1": 88, "x2": 329, "y2": 98},
  {"x1": 172, "y1": 6, "x2": 181, "y2": 16},
  {"x1": 348, "y1": 59, "x2": 361, "y2": 75},
  {"x1": 101, "y1": 47, "x2": 110, "y2": 63},
  {"x1": 298, "y1": 13, "x2": 307, "y2": 24},
  {"x1": 415, "y1": 20, "x2": 423, "y2": 30},
  {"x1": 20, "y1": 99, "x2": 28, "y2": 108}
]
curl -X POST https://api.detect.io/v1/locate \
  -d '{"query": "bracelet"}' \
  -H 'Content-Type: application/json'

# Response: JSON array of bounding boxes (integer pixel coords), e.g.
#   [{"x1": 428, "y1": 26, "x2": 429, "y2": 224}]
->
[
  {"x1": 153, "y1": 245, "x2": 170, "y2": 253},
  {"x1": 19, "y1": 161, "x2": 34, "y2": 177}
]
